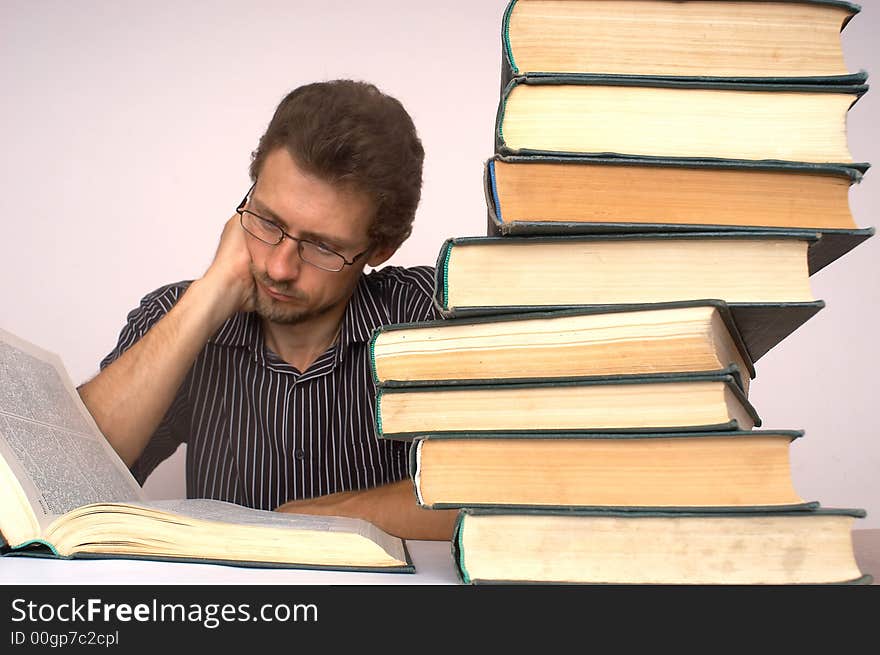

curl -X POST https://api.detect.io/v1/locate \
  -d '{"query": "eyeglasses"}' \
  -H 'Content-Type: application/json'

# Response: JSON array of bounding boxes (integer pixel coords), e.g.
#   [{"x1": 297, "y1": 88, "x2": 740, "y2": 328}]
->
[{"x1": 235, "y1": 183, "x2": 371, "y2": 273}]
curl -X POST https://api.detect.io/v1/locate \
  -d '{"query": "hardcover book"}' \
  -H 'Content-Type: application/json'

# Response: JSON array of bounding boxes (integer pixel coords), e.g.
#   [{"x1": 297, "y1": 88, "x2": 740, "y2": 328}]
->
[
  {"x1": 501, "y1": 0, "x2": 863, "y2": 85},
  {"x1": 410, "y1": 430, "x2": 810, "y2": 511},
  {"x1": 376, "y1": 371, "x2": 761, "y2": 439},
  {"x1": 434, "y1": 232, "x2": 827, "y2": 361},
  {"x1": 371, "y1": 301, "x2": 755, "y2": 394},
  {"x1": 484, "y1": 155, "x2": 874, "y2": 274},
  {"x1": 496, "y1": 75, "x2": 866, "y2": 165},
  {"x1": 0, "y1": 328, "x2": 413, "y2": 572},
  {"x1": 452, "y1": 507, "x2": 870, "y2": 585}
]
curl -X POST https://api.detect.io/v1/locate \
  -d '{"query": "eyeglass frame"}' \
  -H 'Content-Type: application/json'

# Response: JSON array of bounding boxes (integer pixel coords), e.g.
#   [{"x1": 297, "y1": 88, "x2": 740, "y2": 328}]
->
[{"x1": 235, "y1": 182, "x2": 373, "y2": 272}]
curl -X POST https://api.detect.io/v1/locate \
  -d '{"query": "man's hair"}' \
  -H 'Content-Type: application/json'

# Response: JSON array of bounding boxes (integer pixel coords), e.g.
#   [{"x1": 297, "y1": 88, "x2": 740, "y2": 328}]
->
[{"x1": 249, "y1": 79, "x2": 425, "y2": 252}]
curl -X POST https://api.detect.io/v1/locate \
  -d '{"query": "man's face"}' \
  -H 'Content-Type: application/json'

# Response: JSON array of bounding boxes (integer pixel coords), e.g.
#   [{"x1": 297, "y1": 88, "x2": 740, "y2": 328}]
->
[{"x1": 244, "y1": 148, "x2": 379, "y2": 325}]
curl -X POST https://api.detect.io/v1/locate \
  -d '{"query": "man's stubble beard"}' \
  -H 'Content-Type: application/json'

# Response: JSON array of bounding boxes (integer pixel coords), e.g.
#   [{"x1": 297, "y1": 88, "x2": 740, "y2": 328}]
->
[{"x1": 249, "y1": 265, "x2": 339, "y2": 326}]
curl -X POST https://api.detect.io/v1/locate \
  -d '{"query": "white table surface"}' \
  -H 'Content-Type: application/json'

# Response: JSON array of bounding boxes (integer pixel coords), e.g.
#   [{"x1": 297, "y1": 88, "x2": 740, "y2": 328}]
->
[{"x1": 0, "y1": 539, "x2": 460, "y2": 586}]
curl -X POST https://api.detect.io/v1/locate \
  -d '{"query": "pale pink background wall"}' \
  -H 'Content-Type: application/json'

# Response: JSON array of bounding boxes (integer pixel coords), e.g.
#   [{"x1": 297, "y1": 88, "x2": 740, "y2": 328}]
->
[{"x1": 1, "y1": 1, "x2": 877, "y2": 526}]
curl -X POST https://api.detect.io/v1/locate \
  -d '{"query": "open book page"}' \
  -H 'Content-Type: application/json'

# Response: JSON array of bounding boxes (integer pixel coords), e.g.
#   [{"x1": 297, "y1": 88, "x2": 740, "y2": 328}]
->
[
  {"x1": 0, "y1": 328, "x2": 144, "y2": 532},
  {"x1": 137, "y1": 498, "x2": 408, "y2": 562}
]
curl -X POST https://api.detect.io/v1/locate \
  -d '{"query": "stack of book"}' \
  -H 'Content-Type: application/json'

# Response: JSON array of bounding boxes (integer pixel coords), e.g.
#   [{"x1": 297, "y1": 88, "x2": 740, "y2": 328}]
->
[{"x1": 370, "y1": 0, "x2": 874, "y2": 584}]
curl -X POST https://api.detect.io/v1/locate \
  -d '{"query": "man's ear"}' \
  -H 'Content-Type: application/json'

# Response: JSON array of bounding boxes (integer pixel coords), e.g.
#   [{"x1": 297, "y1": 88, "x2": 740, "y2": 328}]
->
[{"x1": 366, "y1": 245, "x2": 398, "y2": 268}]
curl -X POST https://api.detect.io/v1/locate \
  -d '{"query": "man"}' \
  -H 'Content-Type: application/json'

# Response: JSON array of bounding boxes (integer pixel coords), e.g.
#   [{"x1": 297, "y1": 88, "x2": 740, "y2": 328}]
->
[{"x1": 78, "y1": 80, "x2": 457, "y2": 540}]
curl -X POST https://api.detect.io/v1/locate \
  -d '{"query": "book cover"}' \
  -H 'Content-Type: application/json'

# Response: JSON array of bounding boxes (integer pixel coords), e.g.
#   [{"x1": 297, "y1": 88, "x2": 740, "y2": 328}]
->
[
  {"x1": 495, "y1": 74, "x2": 867, "y2": 164},
  {"x1": 500, "y1": 0, "x2": 866, "y2": 87},
  {"x1": 375, "y1": 370, "x2": 762, "y2": 440},
  {"x1": 370, "y1": 299, "x2": 755, "y2": 391},
  {"x1": 484, "y1": 155, "x2": 875, "y2": 275},
  {"x1": 452, "y1": 506, "x2": 871, "y2": 585},
  {"x1": 433, "y1": 233, "x2": 827, "y2": 361},
  {"x1": 3, "y1": 538, "x2": 415, "y2": 574},
  {"x1": 409, "y1": 429, "x2": 816, "y2": 512}
]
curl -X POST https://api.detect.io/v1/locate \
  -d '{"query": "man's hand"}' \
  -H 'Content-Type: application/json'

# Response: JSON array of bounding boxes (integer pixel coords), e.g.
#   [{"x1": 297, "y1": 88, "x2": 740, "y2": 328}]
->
[
  {"x1": 276, "y1": 480, "x2": 458, "y2": 541},
  {"x1": 196, "y1": 214, "x2": 256, "y2": 319}
]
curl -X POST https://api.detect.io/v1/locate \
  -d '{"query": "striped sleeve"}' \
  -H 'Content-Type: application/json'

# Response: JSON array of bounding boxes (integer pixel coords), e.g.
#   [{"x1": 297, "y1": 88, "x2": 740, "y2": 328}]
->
[{"x1": 100, "y1": 282, "x2": 193, "y2": 485}]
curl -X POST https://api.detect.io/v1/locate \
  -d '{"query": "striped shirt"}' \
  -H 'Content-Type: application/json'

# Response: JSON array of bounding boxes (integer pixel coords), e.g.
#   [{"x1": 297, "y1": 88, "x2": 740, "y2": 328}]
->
[{"x1": 100, "y1": 266, "x2": 439, "y2": 510}]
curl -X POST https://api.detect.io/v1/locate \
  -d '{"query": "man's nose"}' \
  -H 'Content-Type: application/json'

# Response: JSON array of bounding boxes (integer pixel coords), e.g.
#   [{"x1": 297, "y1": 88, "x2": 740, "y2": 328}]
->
[{"x1": 265, "y1": 237, "x2": 302, "y2": 282}]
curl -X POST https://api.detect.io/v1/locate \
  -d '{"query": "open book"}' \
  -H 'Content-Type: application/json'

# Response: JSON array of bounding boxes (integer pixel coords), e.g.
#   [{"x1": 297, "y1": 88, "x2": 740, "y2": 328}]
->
[{"x1": 0, "y1": 327, "x2": 412, "y2": 572}]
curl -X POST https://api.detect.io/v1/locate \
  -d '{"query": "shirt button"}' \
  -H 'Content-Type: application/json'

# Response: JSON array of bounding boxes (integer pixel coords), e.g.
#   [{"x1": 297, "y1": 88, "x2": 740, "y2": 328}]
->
[{"x1": 294, "y1": 448, "x2": 306, "y2": 460}]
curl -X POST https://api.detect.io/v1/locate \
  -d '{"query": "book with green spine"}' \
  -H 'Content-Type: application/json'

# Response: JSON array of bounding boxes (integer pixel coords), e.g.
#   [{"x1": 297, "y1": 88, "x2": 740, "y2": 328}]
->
[
  {"x1": 433, "y1": 232, "x2": 827, "y2": 361},
  {"x1": 376, "y1": 370, "x2": 761, "y2": 440},
  {"x1": 500, "y1": 0, "x2": 865, "y2": 86},
  {"x1": 452, "y1": 506, "x2": 871, "y2": 585},
  {"x1": 0, "y1": 327, "x2": 413, "y2": 573},
  {"x1": 484, "y1": 155, "x2": 874, "y2": 275},
  {"x1": 370, "y1": 300, "x2": 755, "y2": 394},
  {"x1": 409, "y1": 430, "x2": 812, "y2": 511},
  {"x1": 495, "y1": 75, "x2": 867, "y2": 165}
]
